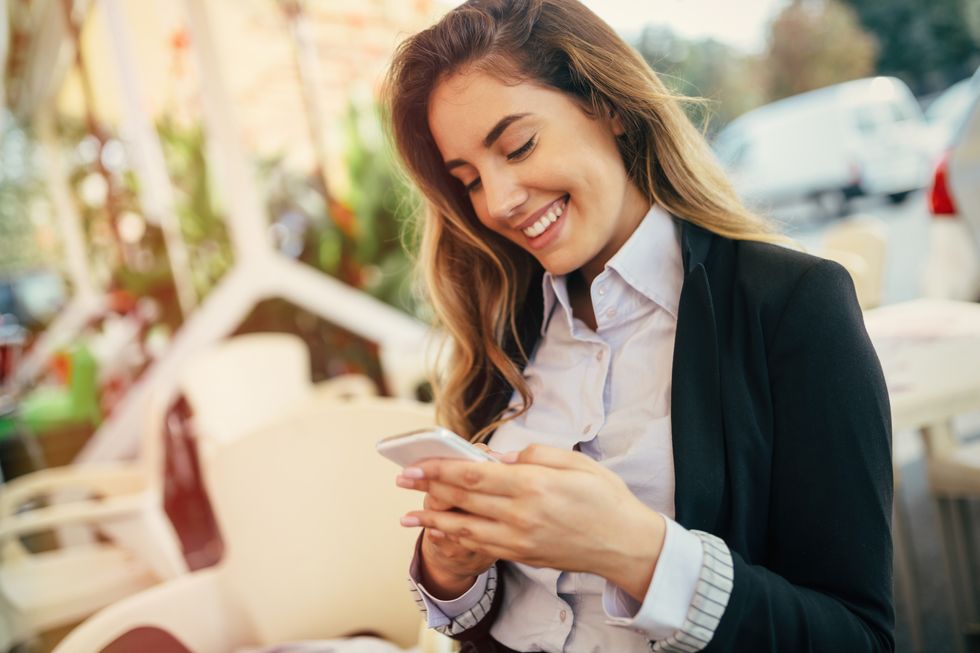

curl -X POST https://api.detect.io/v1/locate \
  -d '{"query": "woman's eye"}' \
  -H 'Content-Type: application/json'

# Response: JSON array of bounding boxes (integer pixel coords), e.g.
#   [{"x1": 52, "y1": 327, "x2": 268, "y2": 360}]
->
[
  {"x1": 507, "y1": 136, "x2": 536, "y2": 161},
  {"x1": 461, "y1": 136, "x2": 535, "y2": 193}
]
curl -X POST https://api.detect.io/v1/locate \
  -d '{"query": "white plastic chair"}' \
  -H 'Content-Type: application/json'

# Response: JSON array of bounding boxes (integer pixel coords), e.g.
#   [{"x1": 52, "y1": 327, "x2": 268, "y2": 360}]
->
[
  {"x1": 920, "y1": 421, "x2": 980, "y2": 653},
  {"x1": 0, "y1": 390, "x2": 187, "y2": 647},
  {"x1": 178, "y1": 332, "x2": 379, "y2": 458},
  {"x1": 821, "y1": 216, "x2": 888, "y2": 309},
  {"x1": 52, "y1": 397, "x2": 453, "y2": 653}
]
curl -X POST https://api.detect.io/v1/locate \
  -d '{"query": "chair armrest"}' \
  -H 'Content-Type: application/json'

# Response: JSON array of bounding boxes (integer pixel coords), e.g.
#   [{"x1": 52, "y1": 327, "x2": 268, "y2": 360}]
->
[
  {"x1": 310, "y1": 374, "x2": 379, "y2": 401},
  {"x1": 0, "y1": 493, "x2": 148, "y2": 541},
  {"x1": 417, "y1": 623, "x2": 457, "y2": 653},
  {"x1": 52, "y1": 567, "x2": 253, "y2": 653},
  {"x1": 0, "y1": 463, "x2": 145, "y2": 514}
]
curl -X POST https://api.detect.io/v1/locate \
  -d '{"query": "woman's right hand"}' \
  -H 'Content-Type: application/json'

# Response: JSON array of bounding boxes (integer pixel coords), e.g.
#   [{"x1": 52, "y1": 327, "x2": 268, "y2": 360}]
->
[
  {"x1": 417, "y1": 491, "x2": 498, "y2": 599},
  {"x1": 403, "y1": 443, "x2": 500, "y2": 600}
]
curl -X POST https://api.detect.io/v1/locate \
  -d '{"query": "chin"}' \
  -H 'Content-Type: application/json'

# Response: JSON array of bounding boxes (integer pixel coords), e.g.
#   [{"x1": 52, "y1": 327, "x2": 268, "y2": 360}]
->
[{"x1": 534, "y1": 252, "x2": 581, "y2": 277}]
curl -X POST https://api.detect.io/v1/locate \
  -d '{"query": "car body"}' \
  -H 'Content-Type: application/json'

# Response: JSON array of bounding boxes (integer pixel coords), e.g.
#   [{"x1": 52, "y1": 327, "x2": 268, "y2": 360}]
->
[
  {"x1": 925, "y1": 76, "x2": 980, "y2": 301},
  {"x1": 922, "y1": 76, "x2": 977, "y2": 163},
  {"x1": 714, "y1": 76, "x2": 931, "y2": 216}
]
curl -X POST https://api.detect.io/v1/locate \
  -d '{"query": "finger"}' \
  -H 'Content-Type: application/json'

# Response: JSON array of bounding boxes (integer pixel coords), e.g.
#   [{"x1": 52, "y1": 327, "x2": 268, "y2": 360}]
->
[
  {"x1": 410, "y1": 459, "x2": 526, "y2": 497},
  {"x1": 404, "y1": 508, "x2": 510, "y2": 547},
  {"x1": 423, "y1": 493, "x2": 454, "y2": 512},
  {"x1": 472, "y1": 442, "x2": 515, "y2": 463},
  {"x1": 425, "y1": 479, "x2": 513, "y2": 518},
  {"x1": 515, "y1": 444, "x2": 596, "y2": 471}
]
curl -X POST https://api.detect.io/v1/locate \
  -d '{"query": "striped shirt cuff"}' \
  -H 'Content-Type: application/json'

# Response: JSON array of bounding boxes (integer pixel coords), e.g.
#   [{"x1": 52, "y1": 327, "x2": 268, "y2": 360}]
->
[
  {"x1": 650, "y1": 531, "x2": 734, "y2": 652},
  {"x1": 408, "y1": 564, "x2": 499, "y2": 636}
]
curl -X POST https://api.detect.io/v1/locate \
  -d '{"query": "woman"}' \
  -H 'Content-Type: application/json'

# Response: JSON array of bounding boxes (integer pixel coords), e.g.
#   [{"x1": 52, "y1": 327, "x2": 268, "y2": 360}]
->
[{"x1": 384, "y1": 1, "x2": 894, "y2": 651}]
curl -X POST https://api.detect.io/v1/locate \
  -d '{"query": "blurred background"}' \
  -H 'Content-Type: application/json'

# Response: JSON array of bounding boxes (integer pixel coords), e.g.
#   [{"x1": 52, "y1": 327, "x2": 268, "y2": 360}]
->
[{"x1": 0, "y1": 0, "x2": 979, "y2": 652}]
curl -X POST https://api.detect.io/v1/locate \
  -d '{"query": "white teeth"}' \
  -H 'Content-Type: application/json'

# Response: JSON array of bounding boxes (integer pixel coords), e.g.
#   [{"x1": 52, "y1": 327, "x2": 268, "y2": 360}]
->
[{"x1": 522, "y1": 199, "x2": 565, "y2": 238}]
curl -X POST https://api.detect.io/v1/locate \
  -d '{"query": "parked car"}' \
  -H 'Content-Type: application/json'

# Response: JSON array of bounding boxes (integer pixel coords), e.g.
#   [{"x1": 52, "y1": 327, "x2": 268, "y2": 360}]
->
[
  {"x1": 922, "y1": 76, "x2": 978, "y2": 161},
  {"x1": 714, "y1": 76, "x2": 931, "y2": 216},
  {"x1": 925, "y1": 81, "x2": 980, "y2": 301}
]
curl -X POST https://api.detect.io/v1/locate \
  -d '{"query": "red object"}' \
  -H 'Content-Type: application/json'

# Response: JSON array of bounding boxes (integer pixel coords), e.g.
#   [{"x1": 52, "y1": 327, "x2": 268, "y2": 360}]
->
[
  {"x1": 51, "y1": 351, "x2": 71, "y2": 385},
  {"x1": 928, "y1": 151, "x2": 958, "y2": 216}
]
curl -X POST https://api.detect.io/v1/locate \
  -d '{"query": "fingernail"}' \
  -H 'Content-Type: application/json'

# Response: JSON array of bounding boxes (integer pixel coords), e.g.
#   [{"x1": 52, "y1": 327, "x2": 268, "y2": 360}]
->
[
  {"x1": 501, "y1": 451, "x2": 519, "y2": 463},
  {"x1": 395, "y1": 476, "x2": 416, "y2": 488},
  {"x1": 403, "y1": 467, "x2": 425, "y2": 479},
  {"x1": 400, "y1": 515, "x2": 421, "y2": 527},
  {"x1": 428, "y1": 528, "x2": 446, "y2": 539}
]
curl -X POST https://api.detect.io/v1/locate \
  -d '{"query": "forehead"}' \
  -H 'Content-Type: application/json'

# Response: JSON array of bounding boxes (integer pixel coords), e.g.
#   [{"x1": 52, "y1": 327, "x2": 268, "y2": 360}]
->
[{"x1": 427, "y1": 70, "x2": 569, "y2": 154}]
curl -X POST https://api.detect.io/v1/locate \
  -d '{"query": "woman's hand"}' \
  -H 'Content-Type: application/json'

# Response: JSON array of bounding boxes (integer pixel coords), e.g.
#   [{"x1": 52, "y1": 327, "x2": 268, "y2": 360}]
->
[
  {"x1": 398, "y1": 444, "x2": 667, "y2": 601},
  {"x1": 397, "y1": 444, "x2": 501, "y2": 599}
]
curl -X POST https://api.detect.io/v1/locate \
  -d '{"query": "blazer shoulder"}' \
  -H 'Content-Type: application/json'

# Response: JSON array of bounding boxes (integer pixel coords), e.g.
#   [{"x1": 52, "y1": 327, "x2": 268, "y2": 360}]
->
[{"x1": 728, "y1": 238, "x2": 852, "y2": 305}]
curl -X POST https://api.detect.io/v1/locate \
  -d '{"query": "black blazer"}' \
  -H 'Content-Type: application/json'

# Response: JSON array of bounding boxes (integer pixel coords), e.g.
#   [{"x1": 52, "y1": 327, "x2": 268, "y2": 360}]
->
[{"x1": 459, "y1": 220, "x2": 895, "y2": 652}]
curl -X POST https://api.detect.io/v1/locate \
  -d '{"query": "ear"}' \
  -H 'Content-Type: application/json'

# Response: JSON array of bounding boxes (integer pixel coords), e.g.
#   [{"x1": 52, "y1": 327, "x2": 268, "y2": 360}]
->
[{"x1": 605, "y1": 105, "x2": 625, "y2": 136}]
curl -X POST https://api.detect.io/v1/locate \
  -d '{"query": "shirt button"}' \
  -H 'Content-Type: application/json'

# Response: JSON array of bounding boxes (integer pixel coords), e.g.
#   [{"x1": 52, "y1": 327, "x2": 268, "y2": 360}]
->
[
  {"x1": 605, "y1": 308, "x2": 616, "y2": 318},
  {"x1": 581, "y1": 424, "x2": 592, "y2": 435},
  {"x1": 559, "y1": 609, "x2": 567, "y2": 623},
  {"x1": 596, "y1": 350, "x2": 604, "y2": 362},
  {"x1": 597, "y1": 286, "x2": 606, "y2": 296}
]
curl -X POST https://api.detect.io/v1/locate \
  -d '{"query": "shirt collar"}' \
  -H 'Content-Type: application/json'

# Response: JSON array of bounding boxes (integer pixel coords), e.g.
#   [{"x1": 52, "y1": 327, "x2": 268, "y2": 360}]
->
[{"x1": 540, "y1": 204, "x2": 683, "y2": 335}]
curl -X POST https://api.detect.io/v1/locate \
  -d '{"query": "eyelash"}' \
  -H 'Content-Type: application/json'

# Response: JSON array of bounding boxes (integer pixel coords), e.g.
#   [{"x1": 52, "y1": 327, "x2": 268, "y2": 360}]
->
[{"x1": 464, "y1": 136, "x2": 537, "y2": 193}]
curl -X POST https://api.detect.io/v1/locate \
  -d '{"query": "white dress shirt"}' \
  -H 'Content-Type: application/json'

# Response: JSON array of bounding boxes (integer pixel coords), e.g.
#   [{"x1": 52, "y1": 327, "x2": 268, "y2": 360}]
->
[{"x1": 409, "y1": 205, "x2": 733, "y2": 651}]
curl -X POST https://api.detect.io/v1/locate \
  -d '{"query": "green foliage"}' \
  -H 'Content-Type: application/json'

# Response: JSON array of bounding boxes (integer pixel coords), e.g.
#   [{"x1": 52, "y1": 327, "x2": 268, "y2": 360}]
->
[
  {"x1": 339, "y1": 101, "x2": 423, "y2": 318},
  {"x1": 841, "y1": 0, "x2": 980, "y2": 94},
  {"x1": 156, "y1": 117, "x2": 234, "y2": 299},
  {"x1": 764, "y1": 0, "x2": 878, "y2": 101},
  {"x1": 634, "y1": 28, "x2": 767, "y2": 134},
  {"x1": 0, "y1": 114, "x2": 46, "y2": 274}
]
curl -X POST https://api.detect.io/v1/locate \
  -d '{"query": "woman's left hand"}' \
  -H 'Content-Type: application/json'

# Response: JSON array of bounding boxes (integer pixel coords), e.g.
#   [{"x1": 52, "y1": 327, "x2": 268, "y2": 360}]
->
[{"x1": 398, "y1": 444, "x2": 667, "y2": 600}]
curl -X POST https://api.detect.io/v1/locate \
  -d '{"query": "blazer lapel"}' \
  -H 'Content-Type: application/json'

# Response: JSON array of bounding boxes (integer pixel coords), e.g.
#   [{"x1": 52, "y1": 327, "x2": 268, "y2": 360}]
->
[{"x1": 671, "y1": 221, "x2": 727, "y2": 533}]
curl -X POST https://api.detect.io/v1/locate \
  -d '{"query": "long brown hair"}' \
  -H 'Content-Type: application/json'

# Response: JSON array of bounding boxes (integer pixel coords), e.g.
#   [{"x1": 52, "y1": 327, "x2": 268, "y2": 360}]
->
[{"x1": 384, "y1": 0, "x2": 778, "y2": 441}]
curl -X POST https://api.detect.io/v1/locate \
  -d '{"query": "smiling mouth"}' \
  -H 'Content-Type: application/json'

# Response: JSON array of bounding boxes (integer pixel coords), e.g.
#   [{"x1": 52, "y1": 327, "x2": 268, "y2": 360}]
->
[{"x1": 522, "y1": 196, "x2": 568, "y2": 238}]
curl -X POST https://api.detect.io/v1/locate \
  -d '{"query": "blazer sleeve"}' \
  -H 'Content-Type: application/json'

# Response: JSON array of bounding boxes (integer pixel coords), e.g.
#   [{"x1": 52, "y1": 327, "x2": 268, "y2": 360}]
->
[{"x1": 704, "y1": 258, "x2": 895, "y2": 652}]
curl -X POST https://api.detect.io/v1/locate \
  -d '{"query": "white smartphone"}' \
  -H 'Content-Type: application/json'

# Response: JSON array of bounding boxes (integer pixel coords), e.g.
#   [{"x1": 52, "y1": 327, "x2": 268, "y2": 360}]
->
[{"x1": 376, "y1": 427, "x2": 499, "y2": 468}]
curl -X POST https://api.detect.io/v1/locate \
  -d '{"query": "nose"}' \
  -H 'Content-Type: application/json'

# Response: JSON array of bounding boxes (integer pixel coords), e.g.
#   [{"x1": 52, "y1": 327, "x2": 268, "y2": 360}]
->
[{"x1": 483, "y1": 168, "x2": 528, "y2": 222}]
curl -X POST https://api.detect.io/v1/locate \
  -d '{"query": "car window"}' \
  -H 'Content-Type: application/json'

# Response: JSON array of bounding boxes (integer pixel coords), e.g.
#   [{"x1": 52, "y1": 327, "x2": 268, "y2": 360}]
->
[{"x1": 856, "y1": 100, "x2": 916, "y2": 133}]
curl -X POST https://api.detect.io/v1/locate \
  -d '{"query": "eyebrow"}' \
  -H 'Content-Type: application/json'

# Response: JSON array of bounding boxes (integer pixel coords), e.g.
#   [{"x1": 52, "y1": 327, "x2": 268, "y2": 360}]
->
[{"x1": 445, "y1": 112, "x2": 532, "y2": 171}]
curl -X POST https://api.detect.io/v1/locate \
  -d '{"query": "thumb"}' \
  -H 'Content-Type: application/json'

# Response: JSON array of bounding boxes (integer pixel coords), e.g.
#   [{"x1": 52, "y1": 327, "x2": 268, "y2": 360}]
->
[{"x1": 515, "y1": 444, "x2": 594, "y2": 470}]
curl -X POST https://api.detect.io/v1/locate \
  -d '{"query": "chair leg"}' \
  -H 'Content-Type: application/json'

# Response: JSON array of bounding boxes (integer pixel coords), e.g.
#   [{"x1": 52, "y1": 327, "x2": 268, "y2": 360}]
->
[
  {"x1": 893, "y1": 491, "x2": 925, "y2": 653},
  {"x1": 937, "y1": 496, "x2": 979, "y2": 653}
]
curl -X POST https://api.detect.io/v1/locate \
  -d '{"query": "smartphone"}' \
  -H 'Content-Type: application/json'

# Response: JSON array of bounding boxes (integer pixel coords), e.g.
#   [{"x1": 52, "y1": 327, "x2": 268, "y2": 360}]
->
[{"x1": 376, "y1": 427, "x2": 499, "y2": 468}]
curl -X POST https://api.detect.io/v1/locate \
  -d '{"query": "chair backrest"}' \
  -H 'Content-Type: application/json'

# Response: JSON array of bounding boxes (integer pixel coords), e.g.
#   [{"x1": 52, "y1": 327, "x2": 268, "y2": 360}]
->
[
  {"x1": 202, "y1": 397, "x2": 435, "y2": 648},
  {"x1": 178, "y1": 333, "x2": 313, "y2": 449},
  {"x1": 822, "y1": 216, "x2": 888, "y2": 310}
]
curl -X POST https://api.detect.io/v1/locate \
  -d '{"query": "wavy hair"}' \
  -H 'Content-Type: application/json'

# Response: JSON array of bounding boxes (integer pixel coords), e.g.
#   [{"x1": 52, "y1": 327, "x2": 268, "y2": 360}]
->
[{"x1": 383, "y1": 0, "x2": 779, "y2": 441}]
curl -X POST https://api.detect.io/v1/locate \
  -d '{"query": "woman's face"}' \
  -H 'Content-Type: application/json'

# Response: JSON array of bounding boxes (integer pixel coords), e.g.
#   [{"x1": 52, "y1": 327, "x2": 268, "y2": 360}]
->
[{"x1": 428, "y1": 70, "x2": 650, "y2": 281}]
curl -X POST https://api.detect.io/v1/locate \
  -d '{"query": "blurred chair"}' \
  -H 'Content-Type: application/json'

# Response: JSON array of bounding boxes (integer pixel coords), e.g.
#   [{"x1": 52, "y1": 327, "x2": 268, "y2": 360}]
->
[
  {"x1": 177, "y1": 332, "x2": 379, "y2": 459},
  {"x1": 51, "y1": 397, "x2": 454, "y2": 653},
  {"x1": 920, "y1": 421, "x2": 980, "y2": 653},
  {"x1": 0, "y1": 390, "x2": 187, "y2": 648},
  {"x1": 821, "y1": 216, "x2": 888, "y2": 309}
]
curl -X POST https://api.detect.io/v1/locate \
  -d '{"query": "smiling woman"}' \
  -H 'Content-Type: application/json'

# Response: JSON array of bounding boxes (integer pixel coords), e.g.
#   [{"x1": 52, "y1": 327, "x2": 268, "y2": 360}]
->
[
  {"x1": 382, "y1": 1, "x2": 894, "y2": 652},
  {"x1": 429, "y1": 72, "x2": 648, "y2": 280}
]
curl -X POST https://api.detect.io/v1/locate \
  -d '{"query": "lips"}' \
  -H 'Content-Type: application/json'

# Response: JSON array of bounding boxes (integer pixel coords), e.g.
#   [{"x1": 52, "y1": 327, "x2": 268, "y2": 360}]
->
[{"x1": 519, "y1": 195, "x2": 568, "y2": 238}]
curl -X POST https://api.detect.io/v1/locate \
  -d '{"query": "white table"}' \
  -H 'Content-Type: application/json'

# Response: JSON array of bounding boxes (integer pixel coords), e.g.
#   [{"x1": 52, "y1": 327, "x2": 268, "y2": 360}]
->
[
  {"x1": 864, "y1": 298, "x2": 980, "y2": 653},
  {"x1": 865, "y1": 298, "x2": 980, "y2": 437}
]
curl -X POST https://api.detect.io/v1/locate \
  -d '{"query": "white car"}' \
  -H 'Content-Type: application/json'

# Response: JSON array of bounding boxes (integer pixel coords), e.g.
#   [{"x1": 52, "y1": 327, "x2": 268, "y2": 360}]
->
[
  {"x1": 922, "y1": 77, "x2": 978, "y2": 159},
  {"x1": 925, "y1": 79, "x2": 980, "y2": 301},
  {"x1": 715, "y1": 77, "x2": 932, "y2": 216}
]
